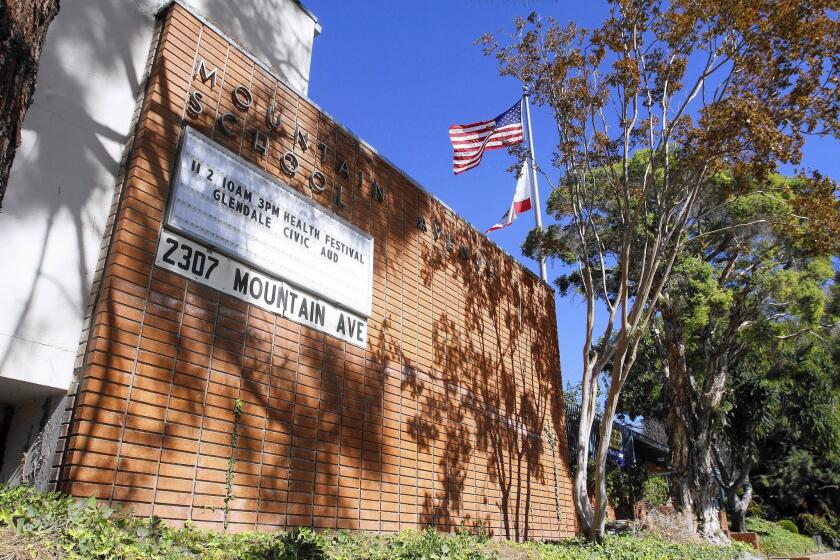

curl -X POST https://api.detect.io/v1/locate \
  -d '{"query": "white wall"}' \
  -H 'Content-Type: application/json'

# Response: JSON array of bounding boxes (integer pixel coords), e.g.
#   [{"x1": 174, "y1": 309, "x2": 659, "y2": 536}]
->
[{"x1": 0, "y1": 0, "x2": 318, "y2": 394}]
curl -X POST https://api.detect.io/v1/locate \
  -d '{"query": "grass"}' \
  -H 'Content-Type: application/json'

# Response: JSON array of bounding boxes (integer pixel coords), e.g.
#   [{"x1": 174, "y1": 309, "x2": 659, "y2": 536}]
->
[
  {"x1": 0, "y1": 485, "x2": 755, "y2": 560},
  {"x1": 747, "y1": 516, "x2": 823, "y2": 558}
]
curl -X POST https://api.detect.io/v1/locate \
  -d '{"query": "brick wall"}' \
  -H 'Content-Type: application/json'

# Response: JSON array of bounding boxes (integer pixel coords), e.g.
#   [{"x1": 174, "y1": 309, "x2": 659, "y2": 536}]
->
[{"x1": 53, "y1": 2, "x2": 577, "y2": 540}]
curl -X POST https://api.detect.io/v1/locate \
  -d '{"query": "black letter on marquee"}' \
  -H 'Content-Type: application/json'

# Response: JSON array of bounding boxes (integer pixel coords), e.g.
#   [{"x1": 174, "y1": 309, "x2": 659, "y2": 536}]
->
[
  {"x1": 218, "y1": 112, "x2": 239, "y2": 137},
  {"x1": 265, "y1": 106, "x2": 282, "y2": 131},
  {"x1": 232, "y1": 85, "x2": 253, "y2": 110},
  {"x1": 187, "y1": 91, "x2": 204, "y2": 116},
  {"x1": 459, "y1": 245, "x2": 470, "y2": 260},
  {"x1": 194, "y1": 59, "x2": 218, "y2": 89},
  {"x1": 295, "y1": 127, "x2": 310, "y2": 151},
  {"x1": 372, "y1": 181, "x2": 385, "y2": 202},
  {"x1": 357, "y1": 170, "x2": 366, "y2": 190},
  {"x1": 318, "y1": 141, "x2": 329, "y2": 162},
  {"x1": 417, "y1": 216, "x2": 428, "y2": 232},
  {"x1": 446, "y1": 234, "x2": 454, "y2": 251},
  {"x1": 280, "y1": 151, "x2": 299, "y2": 176},
  {"x1": 314, "y1": 303, "x2": 326, "y2": 327},
  {"x1": 337, "y1": 159, "x2": 349, "y2": 178},
  {"x1": 233, "y1": 269, "x2": 249, "y2": 295},
  {"x1": 309, "y1": 170, "x2": 327, "y2": 193},
  {"x1": 335, "y1": 184, "x2": 347, "y2": 209},
  {"x1": 252, "y1": 129, "x2": 269, "y2": 157}
]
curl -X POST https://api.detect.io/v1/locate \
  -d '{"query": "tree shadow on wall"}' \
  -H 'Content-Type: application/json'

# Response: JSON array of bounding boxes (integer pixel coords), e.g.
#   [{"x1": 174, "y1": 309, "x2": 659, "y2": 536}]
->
[
  {"x1": 199, "y1": 0, "x2": 311, "y2": 93},
  {"x1": 0, "y1": 0, "x2": 152, "y2": 377},
  {"x1": 0, "y1": 0, "x2": 312, "y2": 380},
  {"x1": 397, "y1": 221, "x2": 566, "y2": 541},
  {"x1": 57, "y1": 4, "x2": 388, "y2": 533},
  {"x1": 33, "y1": 0, "x2": 569, "y2": 539}
]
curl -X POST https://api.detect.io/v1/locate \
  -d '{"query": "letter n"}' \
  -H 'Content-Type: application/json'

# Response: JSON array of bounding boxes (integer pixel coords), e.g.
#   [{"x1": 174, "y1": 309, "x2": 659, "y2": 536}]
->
[
  {"x1": 295, "y1": 126, "x2": 310, "y2": 151},
  {"x1": 372, "y1": 181, "x2": 385, "y2": 203}
]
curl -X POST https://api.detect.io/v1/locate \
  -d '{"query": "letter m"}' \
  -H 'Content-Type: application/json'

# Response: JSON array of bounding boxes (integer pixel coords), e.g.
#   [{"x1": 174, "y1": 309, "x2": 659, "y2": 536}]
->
[
  {"x1": 194, "y1": 59, "x2": 218, "y2": 89},
  {"x1": 233, "y1": 268, "x2": 250, "y2": 295}
]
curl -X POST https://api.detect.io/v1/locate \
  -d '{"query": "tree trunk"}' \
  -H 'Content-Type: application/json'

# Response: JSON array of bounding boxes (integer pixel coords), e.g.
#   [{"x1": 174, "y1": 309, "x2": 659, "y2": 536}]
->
[
  {"x1": 592, "y1": 372, "x2": 626, "y2": 540},
  {"x1": 575, "y1": 334, "x2": 639, "y2": 542},
  {"x1": 0, "y1": 0, "x2": 60, "y2": 209},
  {"x1": 668, "y1": 410, "x2": 724, "y2": 540},
  {"x1": 573, "y1": 363, "x2": 596, "y2": 538},
  {"x1": 660, "y1": 313, "x2": 727, "y2": 542},
  {"x1": 726, "y1": 477, "x2": 752, "y2": 533}
]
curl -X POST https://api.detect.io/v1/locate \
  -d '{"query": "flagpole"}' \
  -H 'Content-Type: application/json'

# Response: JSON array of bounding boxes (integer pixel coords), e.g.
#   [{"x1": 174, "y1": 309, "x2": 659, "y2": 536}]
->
[{"x1": 522, "y1": 86, "x2": 548, "y2": 282}]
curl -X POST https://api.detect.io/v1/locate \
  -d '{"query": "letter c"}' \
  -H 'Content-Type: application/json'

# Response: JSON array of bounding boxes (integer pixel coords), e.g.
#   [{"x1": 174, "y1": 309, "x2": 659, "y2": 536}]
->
[
  {"x1": 280, "y1": 151, "x2": 299, "y2": 176},
  {"x1": 218, "y1": 112, "x2": 239, "y2": 137}
]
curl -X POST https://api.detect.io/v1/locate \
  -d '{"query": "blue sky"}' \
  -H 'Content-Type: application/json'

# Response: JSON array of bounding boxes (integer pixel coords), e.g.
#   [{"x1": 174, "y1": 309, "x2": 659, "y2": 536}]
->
[{"x1": 302, "y1": 1, "x2": 840, "y2": 388}]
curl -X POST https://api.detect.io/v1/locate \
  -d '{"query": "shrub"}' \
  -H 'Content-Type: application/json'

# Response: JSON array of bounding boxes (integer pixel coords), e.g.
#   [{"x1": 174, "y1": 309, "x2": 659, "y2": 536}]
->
[
  {"x1": 278, "y1": 527, "x2": 327, "y2": 560},
  {"x1": 0, "y1": 485, "x2": 752, "y2": 560},
  {"x1": 642, "y1": 508, "x2": 701, "y2": 544},
  {"x1": 532, "y1": 534, "x2": 750, "y2": 560},
  {"x1": 798, "y1": 513, "x2": 840, "y2": 548},
  {"x1": 746, "y1": 499, "x2": 764, "y2": 518},
  {"x1": 605, "y1": 464, "x2": 652, "y2": 516},
  {"x1": 778, "y1": 519, "x2": 799, "y2": 534},
  {"x1": 641, "y1": 476, "x2": 669, "y2": 508},
  {"x1": 747, "y1": 517, "x2": 820, "y2": 557}
]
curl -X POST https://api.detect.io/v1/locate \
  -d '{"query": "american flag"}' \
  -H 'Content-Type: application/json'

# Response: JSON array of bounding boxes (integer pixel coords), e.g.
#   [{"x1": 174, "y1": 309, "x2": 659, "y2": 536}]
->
[{"x1": 449, "y1": 100, "x2": 524, "y2": 174}]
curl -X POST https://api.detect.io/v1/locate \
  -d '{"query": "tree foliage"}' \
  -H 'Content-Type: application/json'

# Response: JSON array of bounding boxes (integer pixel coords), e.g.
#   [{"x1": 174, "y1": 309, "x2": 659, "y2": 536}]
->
[
  {"x1": 752, "y1": 327, "x2": 840, "y2": 521},
  {"x1": 619, "y1": 172, "x2": 839, "y2": 534},
  {"x1": 481, "y1": 0, "x2": 838, "y2": 540}
]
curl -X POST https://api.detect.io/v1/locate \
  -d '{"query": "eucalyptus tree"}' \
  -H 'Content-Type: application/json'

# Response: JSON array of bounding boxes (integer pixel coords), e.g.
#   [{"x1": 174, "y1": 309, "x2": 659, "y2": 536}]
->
[
  {"x1": 654, "y1": 174, "x2": 838, "y2": 536},
  {"x1": 480, "y1": 0, "x2": 838, "y2": 541},
  {"x1": 618, "y1": 173, "x2": 838, "y2": 535}
]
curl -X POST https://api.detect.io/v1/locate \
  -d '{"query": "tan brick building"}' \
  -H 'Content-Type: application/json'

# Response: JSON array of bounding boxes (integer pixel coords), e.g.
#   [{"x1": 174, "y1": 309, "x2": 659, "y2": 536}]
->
[{"x1": 44, "y1": 1, "x2": 576, "y2": 540}]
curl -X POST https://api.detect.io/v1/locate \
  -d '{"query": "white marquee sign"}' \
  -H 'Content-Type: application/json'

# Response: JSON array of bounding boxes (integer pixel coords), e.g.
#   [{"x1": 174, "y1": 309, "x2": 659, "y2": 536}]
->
[
  {"x1": 165, "y1": 127, "x2": 373, "y2": 317},
  {"x1": 155, "y1": 231, "x2": 367, "y2": 347}
]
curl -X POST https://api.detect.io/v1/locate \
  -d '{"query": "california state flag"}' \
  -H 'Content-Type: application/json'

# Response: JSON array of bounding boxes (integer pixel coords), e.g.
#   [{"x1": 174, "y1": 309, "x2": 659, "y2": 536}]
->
[{"x1": 486, "y1": 164, "x2": 533, "y2": 233}]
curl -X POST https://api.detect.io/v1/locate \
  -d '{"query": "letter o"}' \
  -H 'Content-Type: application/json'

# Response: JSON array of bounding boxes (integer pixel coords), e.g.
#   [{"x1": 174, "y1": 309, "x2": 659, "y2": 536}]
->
[
  {"x1": 232, "y1": 85, "x2": 253, "y2": 110},
  {"x1": 309, "y1": 170, "x2": 327, "y2": 193},
  {"x1": 280, "y1": 151, "x2": 299, "y2": 176},
  {"x1": 250, "y1": 277, "x2": 263, "y2": 299}
]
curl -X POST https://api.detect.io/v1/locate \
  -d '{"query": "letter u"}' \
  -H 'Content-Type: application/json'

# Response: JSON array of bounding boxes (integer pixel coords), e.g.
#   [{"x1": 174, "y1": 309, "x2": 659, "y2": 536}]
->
[{"x1": 265, "y1": 284, "x2": 277, "y2": 305}]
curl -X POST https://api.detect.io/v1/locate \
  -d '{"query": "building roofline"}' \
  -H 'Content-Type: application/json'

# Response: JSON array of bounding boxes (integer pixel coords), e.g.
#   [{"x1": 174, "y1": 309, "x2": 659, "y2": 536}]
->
[
  {"x1": 631, "y1": 430, "x2": 669, "y2": 454},
  {"x1": 154, "y1": 0, "x2": 551, "y2": 290},
  {"x1": 292, "y1": 0, "x2": 321, "y2": 34}
]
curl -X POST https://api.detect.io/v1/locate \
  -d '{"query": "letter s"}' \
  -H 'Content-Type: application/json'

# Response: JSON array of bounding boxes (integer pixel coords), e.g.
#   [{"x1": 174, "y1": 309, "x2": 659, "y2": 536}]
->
[{"x1": 187, "y1": 91, "x2": 204, "y2": 116}]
